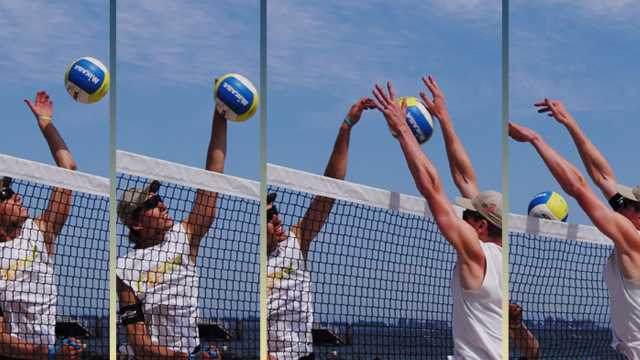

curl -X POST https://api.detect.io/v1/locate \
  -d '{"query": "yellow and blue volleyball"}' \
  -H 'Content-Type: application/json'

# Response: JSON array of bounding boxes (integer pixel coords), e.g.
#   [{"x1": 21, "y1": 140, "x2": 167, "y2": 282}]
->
[
  {"x1": 214, "y1": 74, "x2": 259, "y2": 122},
  {"x1": 64, "y1": 57, "x2": 110, "y2": 104},
  {"x1": 528, "y1": 191, "x2": 569, "y2": 222},
  {"x1": 389, "y1": 97, "x2": 435, "y2": 145}
]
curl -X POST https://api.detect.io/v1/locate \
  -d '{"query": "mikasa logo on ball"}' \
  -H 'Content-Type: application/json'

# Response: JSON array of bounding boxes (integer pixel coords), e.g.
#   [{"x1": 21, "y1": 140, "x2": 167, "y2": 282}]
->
[
  {"x1": 407, "y1": 112, "x2": 427, "y2": 143},
  {"x1": 222, "y1": 82, "x2": 250, "y2": 106},
  {"x1": 73, "y1": 64, "x2": 101, "y2": 85}
]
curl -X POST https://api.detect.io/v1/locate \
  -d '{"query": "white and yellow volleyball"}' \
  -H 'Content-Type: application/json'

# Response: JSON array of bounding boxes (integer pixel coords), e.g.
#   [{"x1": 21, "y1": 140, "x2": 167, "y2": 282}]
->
[
  {"x1": 528, "y1": 191, "x2": 569, "y2": 222},
  {"x1": 214, "y1": 74, "x2": 259, "y2": 122},
  {"x1": 64, "y1": 57, "x2": 110, "y2": 104}
]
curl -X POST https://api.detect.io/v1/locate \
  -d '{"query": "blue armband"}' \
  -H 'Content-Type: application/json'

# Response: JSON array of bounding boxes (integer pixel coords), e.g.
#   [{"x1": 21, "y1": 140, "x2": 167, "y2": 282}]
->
[
  {"x1": 344, "y1": 117, "x2": 353, "y2": 127},
  {"x1": 49, "y1": 339, "x2": 80, "y2": 360}
]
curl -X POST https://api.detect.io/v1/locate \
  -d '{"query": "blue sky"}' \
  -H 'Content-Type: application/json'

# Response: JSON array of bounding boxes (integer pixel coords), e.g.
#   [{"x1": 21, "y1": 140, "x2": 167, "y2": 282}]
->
[
  {"x1": 509, "y1": 0, "x2": 640, "y2": 227},
  {"x1": 0, "y1": 0, "x2": 109, "y2": 177},
  {"x1": 267, "y1": 0, "x2": 502, "y2": 207},
  {"x1": 116, "y1": 0, "x2": 260, "y2": 181}
]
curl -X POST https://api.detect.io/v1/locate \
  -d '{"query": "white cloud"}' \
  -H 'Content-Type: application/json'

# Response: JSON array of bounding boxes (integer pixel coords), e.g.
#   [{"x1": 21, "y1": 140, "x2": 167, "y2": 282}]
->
[
  {"x1": 0, "y1": 0, "x2": 108, "y2": 87},
  {"x1": 116, "y1": 0, "x2": 260, "y2": 87}
]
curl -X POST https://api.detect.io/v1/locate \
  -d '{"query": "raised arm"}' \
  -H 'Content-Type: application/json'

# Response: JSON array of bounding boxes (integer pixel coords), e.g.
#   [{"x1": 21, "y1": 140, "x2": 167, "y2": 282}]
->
[
  {"x1": 291, "y1": 97, "x2": 374, "y2": 260},
  {"x1": 25, "y1": 91, "x2": 76, "y2": 257},
  {"x1": 373, "y1": 82, "x2": 485, "y2": 290},
  {"x1": 509, "y1": 302, "x2": 540, "y2": 360},
  {"x1": 182, "y1": 109, "x2": 227, "y2": 262},
  {"x1": 509, "y1": 122, "x2": 640, "y2": 279},
  {"x1": 420, "y1": 76, "x2": 479, "y2": 199},
  {"x1": 117, "y1": 278, "x2": 191, "y2": 360},
  {"x1": 535, "y1": 98, "x2": 617, "y2": 199}
]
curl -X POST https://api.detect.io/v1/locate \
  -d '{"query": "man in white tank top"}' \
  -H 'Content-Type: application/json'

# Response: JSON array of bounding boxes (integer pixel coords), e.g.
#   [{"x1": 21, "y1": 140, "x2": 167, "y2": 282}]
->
[
  {"x1": 116, "y1": 106, "x2": 229, "y2": 359},
  {"x1": 372, "y1": 77, "x2": 503, "y2": 359},
  {"x1": 510, "y1": 98, "x2": 640, "y2": 359},
  {"x1": 0, "y1": 91, "x2": 81, "y2": 360},
  {"x1": 266, "y1": 98, "x2": 375, "y2": 360}
]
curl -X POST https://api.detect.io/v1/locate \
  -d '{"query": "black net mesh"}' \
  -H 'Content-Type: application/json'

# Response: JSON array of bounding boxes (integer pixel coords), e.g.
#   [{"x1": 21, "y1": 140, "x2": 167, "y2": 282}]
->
[
  {"x1": 116, "y1": 173, "x2": 259, "y2": 359},
  {"x1": 267, "y1": 185, "x2": 457, "y2": 360},
  {"x1": 509, "y1": 231, "x2": 625, "y2": 360},
  {"x1": 0, "y1": 177, "x2": 109, "y2": 358}
]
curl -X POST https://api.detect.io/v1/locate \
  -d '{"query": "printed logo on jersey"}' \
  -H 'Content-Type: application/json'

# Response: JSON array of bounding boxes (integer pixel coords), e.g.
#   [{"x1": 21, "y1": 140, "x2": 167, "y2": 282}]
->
[
  {"x1": 136, "y1": 254, "x2": 183, "y2": 292},
  {"x1": 267, "y1": 261, "x2": 295, "y2": 294},
  {"x1": 0, "y1": 246, "x2": 38, "y2": 281}
]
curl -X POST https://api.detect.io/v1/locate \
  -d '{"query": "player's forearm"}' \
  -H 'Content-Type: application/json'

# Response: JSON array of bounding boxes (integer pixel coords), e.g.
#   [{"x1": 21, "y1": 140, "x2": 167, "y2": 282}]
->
[
  {"x1": 323, "y1": 121, "x2": 351, "y2": 180},
  {"x1": 38, "y1": 120, "x2": 76, "y2": 171},
  {"x1": 439, "y1": 120, "x2": 479, "y2": 198},
  {"x1": 0, "y1": 333, "x2": 50, "y2": 360},
  {"x1": 510, "y1": 324, "x2": 540, "y2": 360},
  {"x1": 530, "y1": 135, "x2": 588, "y2": 199},
  {"x1": 128, "y1": 334, "x2": 189, "y2": 360},
  {"x1": 205, "y1": 110, "x2": 228, "y2": 174},
  {"x1": 564, "y1": 122, "x2": 617, "y2": 197}
]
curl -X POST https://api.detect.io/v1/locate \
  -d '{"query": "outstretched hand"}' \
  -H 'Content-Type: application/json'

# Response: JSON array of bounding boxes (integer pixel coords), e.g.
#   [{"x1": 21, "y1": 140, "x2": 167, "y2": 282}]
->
[
  {"x1": 371, "y1": 82, "x2": 408, "y2": 134},
  {"x1": 420, "y1": 75, "x2": 449, "y2": 122},
  {"x1": 24, "y1": 90, "x2": 53, "y2": 120},
  {"x1": 509, "y1": 302, "x2": 523, "y2": 327},
  {"x1": 534, "y1": 98, "x2": 573, "y2": 126},
  {"x1": 345, "y1": 97, "x2": 376, "y2": 127},
  {"x1": 509, "y1": 122, "x2": 538, "y2": 143}
]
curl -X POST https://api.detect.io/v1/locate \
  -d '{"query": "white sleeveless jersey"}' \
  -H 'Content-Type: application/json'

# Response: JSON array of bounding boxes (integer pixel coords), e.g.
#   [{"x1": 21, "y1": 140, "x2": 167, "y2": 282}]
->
[
  {"x1": 116, "y1": 223, "x2": 199, "y2": 355},
  {"x1": 267, "y1": 232, "x2": 313, "y2": 360},
  {"x1": 0, "y1": 219, "x2": 56, "y2": 347},
  {"x1": 450, "y1": 240, "x2": 502, "y2": 360},
  {"x1": 603, "y1": 244, "x2": 640, "y2": 359}
]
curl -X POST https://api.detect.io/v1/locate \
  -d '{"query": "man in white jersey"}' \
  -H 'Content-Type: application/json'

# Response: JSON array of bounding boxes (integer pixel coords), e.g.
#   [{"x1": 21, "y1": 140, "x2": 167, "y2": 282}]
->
[
  {"x1": 0, "y1": 91, "x2": 81, "y2": 360},
  {"x1": 372, "y1": 77, "x2": 502, "y2": 360},
  {"x1": 512, "y1": 98, "x2": 640, "y2": 358},
  {"x1": 266, "y1": 97, "x2": 375, "y2": 360},
  {"x1": 116, "y1": 107, "x2": 228, "y2": 360}
]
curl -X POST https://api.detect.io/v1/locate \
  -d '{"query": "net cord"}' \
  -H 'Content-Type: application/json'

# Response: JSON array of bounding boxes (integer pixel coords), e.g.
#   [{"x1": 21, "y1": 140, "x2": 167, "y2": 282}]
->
[
  {"x1": 267, "y1": 164, "x2": 612, "y2": 246},
  {"x1": 0, "y1": 153, "x2": 108, "y2": 197},
  {"x1": 116, "y1": 150, "x2": 259, "y2": 201}
]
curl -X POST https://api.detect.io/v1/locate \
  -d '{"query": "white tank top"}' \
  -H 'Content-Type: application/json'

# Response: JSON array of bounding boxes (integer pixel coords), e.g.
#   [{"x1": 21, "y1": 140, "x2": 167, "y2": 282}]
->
[
  {"x1": 450, "y1": 240, "x2": 502, "y2": 360},
  {"x1": 0, "y1": 219, "x2": 57, "y2": 347},
  {"x1": 267, "y1": 232, "x2": 313, "y2": 360},
  {"x1": 116, "y1": 223, "x2": 200, "y2": 354},
  {"x1": 603, "y1": 244, "x2": 640, "y2": 359}
]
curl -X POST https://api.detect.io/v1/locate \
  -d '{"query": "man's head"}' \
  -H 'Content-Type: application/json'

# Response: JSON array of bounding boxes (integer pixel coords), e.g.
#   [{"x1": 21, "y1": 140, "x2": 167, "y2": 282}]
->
[
  {"x1": 117, "y1": 180, "x2": 173, "y2": 245},
  {"x1": 455, "y1": 190, "x2": 502, "y2": 241},
  {"x1": 0, "y1": 177, "x2": 29, "y2": 229},
  {"x1": 266, "y1": 192, "x2": 287, "y2": 252},
  {"x1": 616, "y1": 184, "x2": 640, "y2": 230}
]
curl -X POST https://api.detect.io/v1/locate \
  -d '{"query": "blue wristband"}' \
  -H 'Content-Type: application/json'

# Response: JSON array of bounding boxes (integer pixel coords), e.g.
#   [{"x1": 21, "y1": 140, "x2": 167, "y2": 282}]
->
[
  {"x1": 344, "y1": 117, "x2": 353, "y2": 127},
  {"x1": 37, "y1": 116, "x2": 51, "y2": 121},
  {"x1": 49, "y1": 339, "x2": 81, "y2": 360}
]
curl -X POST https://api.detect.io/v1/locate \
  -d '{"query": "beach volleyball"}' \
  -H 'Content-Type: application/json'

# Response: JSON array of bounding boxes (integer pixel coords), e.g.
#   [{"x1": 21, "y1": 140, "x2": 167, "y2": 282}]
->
[
  {"x1": 528, "y1": 191, "x2": 569, "y2": 222},
  {"x1": 64, "y1": 57, "x2": 110, "y2": 103},
  {"x1": 214, "y1": 74, "x2": 259, "y2": 122},
  {"x1": 389, "y1": 97, "x2": 435, "y2": 145}
]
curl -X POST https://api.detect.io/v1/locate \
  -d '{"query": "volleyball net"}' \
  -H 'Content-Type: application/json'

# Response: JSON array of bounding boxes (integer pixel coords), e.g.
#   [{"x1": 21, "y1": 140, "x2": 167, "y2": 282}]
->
[
  {"x1": 116, "y1": 151, "x2": 260, "y2": 359},
  {"x1": 509, "y1": 214, "x2": 625, "y2": 360},
  {"x1": 0, "y1": 154, "x2": 109, "y2": 358},
  {"x1": 267, "y1": 164, "x2": 458, "y2": 360}
]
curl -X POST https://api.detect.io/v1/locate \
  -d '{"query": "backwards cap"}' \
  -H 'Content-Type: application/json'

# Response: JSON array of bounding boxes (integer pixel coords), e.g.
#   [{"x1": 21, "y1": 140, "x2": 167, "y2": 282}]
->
[
  {"x1": 455, "y1": 190, "x2": 503, "y2": 230},
  {"x1": 117, "y1": 180, "x2": 161, "y2": 225},
  {"x1": 616, "y1": 184, "x2": 640, "y2": 204}
]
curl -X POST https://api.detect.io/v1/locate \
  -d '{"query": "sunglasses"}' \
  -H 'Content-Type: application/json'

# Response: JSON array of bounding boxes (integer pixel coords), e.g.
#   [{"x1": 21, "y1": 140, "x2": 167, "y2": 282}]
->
[
  {"x1": 135, "y1": 195, "x2": 163, "y2": 212},
  {"x1": 0, "y1": 188, "x2": 15, "y2": 202},
  {"x1": 267, "y1": 204, "x2": 278, "y2": 221}
]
